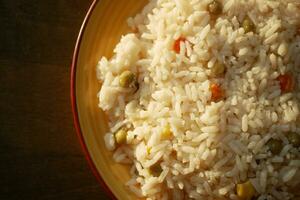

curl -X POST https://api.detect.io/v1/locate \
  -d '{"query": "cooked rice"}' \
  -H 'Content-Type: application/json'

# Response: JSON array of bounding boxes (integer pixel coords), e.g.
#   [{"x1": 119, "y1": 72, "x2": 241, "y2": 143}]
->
[{"x1": 96, "y1": 0, "x2": 300, "y2": 199}]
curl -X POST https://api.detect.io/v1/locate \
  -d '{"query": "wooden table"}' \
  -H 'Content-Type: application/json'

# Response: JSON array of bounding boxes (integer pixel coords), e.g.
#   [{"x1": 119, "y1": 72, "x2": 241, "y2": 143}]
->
[{"x1": 0, "y1": 1, "x2": 109, "y2": 199}]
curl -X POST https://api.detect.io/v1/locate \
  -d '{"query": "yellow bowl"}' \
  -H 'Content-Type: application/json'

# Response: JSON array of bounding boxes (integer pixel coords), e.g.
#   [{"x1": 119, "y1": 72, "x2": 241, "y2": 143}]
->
[
  {"x1": 71, "y1": 1, "x2": 300, "y2": 199},
  {"x1": 71, "y1": 0, "x2": 147, "y2": 199}
]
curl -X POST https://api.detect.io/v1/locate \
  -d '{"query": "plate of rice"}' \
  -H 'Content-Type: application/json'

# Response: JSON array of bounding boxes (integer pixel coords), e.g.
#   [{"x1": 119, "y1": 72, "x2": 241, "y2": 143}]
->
[{"x1": 71, "y1": 0, "x2": 300, "y2": 199}]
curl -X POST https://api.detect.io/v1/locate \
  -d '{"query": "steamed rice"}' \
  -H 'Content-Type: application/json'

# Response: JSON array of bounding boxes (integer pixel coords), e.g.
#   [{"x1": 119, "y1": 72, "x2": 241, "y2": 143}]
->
[{"x1": 96, "y1": 0, "x2": 300, "y2": 199}]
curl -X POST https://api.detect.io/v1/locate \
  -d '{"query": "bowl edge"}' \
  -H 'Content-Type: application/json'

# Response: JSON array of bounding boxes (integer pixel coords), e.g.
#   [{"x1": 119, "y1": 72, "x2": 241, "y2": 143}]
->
[{"x1": 70, "y1": 0, "x2": 117, "y2": 199}]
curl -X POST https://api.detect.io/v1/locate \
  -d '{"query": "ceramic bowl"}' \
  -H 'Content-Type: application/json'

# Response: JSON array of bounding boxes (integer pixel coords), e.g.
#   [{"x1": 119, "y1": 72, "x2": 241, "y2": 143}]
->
[
  {"x1": 71, "y1": 0, "x2": 147, "y2": 199},
  {"x1": 71, "y1": 1, "x2": 300, "y2": 199}
]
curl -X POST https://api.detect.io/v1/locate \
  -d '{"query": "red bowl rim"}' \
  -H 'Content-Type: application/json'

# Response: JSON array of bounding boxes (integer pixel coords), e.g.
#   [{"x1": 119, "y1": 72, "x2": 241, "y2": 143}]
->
[{"x1": 70, "y1": 0, "x2": 117, "y2": 199}]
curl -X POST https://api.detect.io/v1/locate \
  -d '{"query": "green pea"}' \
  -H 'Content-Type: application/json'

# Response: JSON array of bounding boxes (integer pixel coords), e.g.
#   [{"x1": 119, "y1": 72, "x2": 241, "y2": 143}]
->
[
  {"x1": 287, "y1": 132, "x2": 300, "y2": 147},
  {"x1": 266, "y1": 139, "x2": 283, "y2": 154},
  {"x1": 211, "y1": 62, "x2": 225, "y2": 76},
  {"x1": 119, "y1": 71, "x2": 135, "y2": 88},
  {"x1": 114, "y1": 128, "x2": 127, "y2": 145},
  {"x1": 242, "y1": 17, "x2": 255, "y2": 33},
  {"x1": 119, "y1": 70, "x2": 139, "y2": 92},
  {"x1": 208, "y1": 0, "x2": 222, "y2": 15}
]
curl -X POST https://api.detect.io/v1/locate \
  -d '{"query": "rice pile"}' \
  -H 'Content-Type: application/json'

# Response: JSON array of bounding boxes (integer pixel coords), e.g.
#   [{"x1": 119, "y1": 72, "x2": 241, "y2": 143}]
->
[{"x1": 97, "y1": 0, "x2": 300, "y2": 199}]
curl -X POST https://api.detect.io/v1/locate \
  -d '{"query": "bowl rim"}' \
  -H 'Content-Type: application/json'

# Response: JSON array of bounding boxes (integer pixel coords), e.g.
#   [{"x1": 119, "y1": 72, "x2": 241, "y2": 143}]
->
[{"x1": 70, "y1": 0, "x2": 117, "y2": 199}]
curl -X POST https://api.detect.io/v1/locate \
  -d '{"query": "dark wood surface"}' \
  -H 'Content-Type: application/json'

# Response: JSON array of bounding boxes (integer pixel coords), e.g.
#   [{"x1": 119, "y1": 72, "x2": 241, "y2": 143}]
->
[{"x1": 0, "y1": 1, "x2": 109, "y2": 199}]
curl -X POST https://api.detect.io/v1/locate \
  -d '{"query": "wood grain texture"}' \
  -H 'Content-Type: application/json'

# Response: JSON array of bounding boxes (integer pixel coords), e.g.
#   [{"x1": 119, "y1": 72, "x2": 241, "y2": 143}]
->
[{"x1": 0, "y1": 1, "x2": 109, "y2": 199}]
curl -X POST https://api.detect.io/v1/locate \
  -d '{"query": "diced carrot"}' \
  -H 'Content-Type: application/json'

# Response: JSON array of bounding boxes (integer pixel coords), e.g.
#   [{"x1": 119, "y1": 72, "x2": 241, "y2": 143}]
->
[
  {"x1": 277, "y1": 74, "x2": 294, "y2": 93},
  {"x1": 173, "y1": 37, "x2": 186, "y2": 54},
  {"x1": 210, "y1": 83, "x2": 224, "y2": 101}
]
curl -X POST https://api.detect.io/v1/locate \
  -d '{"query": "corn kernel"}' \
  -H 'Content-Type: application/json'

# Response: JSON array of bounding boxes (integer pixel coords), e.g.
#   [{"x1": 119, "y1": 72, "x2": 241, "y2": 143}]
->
[
  {"x1": 161, "y1": 124, "x2": 172, "y2": 140},
  {"x1": 236, "y1": 180, "x2": 256, "y2": 200},
  {"x1": 147, "y1": 146, "x2": 152, "y2": 154}
]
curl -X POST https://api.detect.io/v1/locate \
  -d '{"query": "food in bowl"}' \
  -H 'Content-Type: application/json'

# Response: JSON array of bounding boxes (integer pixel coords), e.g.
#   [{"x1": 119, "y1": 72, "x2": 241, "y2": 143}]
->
[{"x1": 96, "y1": 0, "x2": 300, "y2": 199}]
